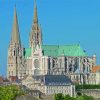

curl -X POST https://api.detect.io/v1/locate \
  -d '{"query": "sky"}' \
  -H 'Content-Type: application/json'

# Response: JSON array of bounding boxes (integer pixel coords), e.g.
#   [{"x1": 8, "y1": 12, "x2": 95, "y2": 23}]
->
[{"x1": 0, "y1": 0, "x2": 100, "y2": 76}]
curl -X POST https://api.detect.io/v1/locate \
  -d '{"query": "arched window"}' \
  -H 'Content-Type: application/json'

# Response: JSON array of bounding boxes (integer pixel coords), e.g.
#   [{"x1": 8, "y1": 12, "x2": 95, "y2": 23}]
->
[
  {"x1": 59, "y1": 59, "x2": 62, "y2": 68},
  {"x1": 34, "y1": 59, "x2": 39, "y2": 68},
  {"x1": 14, "y1": 50, "x2": 15, "y2": 56}
]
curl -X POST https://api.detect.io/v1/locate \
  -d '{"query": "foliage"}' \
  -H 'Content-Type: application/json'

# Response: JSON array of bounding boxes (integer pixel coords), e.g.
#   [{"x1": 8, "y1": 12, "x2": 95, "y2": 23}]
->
[
  {"x1": 76, "y1": 95, "x2": 94, "y2": 100},
  {"x1": 75, "y1": 84, "x2": 100, "y2": 90},
  {"x1": 54, "y1": 93, "x2": 75, "y2": 100},
  {"x1": 77, "y1": 92, "x2": 82, "y2": 96},
  {"x1": 54, "y1": 93, "x2": 64, "y2": 100},
  {"x1": 54, "y1": 93, "x2": 95, "y2": 100},
  {"x1": 0, "y1": 85, "x2": 25, "y2": 100}
]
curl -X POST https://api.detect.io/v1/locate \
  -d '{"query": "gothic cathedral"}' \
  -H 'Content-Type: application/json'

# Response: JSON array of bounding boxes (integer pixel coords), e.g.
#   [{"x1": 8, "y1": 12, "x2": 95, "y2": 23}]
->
[{"x1": 7, "y1": 1, "x2": 96, "y2": 84}]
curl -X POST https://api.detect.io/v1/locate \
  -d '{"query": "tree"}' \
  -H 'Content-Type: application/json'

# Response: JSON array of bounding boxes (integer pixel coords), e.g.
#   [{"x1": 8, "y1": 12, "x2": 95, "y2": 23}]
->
[
  {"x1": 54, "y1": 94, "x2": 76, "y2": 100},
  {"x1": 54, "y1": 93, "x2": 64, "y2": 100},
  {"x1": 54, "y1": 93, "x2": 95, "y2": 100},
  {"x1": 0, "y1": 85, "x2": 25, "y2": 100},
  {"x1": 82, "y1": 95, "x2": 94, "y2": 100},
  {"x1": 64, "y1": 95, "x2": 76, "y2": 100}
]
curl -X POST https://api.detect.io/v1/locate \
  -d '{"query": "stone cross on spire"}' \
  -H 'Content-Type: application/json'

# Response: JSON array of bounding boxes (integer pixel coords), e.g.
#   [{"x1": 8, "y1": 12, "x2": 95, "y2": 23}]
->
[{"x1": 11, "y1": 6, "x2": 21, "y2": 44}]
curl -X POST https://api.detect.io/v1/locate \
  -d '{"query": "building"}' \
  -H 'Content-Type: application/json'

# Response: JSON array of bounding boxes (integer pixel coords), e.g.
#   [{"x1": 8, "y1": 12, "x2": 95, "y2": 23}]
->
[
  {"x1": 0, "y1": 76, "x2": 3, "y2": 83},
  {"x1": 89, "y1": 66, "x2": 100, "y2": 84},
  {"x1": 7, "y1": 0, "x2": 96, "y2": 84},
  {"x1": 22, "y1": 75, "x2": 75, "y2": 97},
  {"x1": 7, "y1": 7, "x2": 26, "y2": 79}
]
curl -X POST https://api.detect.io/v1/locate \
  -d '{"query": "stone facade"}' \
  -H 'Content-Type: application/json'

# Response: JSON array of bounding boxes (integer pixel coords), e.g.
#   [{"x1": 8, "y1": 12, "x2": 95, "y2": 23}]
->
[
  {"x1": 89, "y1": 66, "x2": 100, "y2": 84},
  {"x1": 22, "y1": 75, "x2": 75, "y2": 97},
  {"x1": 7, "y1": 7, "x2": 26, "y2": 79},
  {"x1": 7, "y1": 1, "x2": 96, "y2": 84}
]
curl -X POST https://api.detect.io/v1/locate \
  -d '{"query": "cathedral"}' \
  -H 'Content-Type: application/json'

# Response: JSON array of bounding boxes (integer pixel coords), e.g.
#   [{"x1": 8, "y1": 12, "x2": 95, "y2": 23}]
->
[{"x1": 7, "y1": 1, "x2": 96, "y2": 84}]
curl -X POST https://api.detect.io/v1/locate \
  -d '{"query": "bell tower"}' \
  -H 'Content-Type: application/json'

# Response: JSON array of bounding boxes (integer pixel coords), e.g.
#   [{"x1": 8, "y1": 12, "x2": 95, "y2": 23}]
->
[
  {"x1": 29, "y1": 0, "x2": 42, "y2": 48},
  {"x1": 7, "y1": 7, "x2": 25, "y2": 79}
]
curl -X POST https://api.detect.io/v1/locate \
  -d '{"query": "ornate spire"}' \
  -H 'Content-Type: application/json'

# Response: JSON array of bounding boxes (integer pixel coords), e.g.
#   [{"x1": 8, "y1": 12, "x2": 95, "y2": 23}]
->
[
  {"x1": 29, "y1": 0, "x2": 43, "y2": 48},
  {"x1": 39, "y1": 24, "x2": 42, "y2": 45},
  {"x1": 11, "y1": 6, "x2": 21, "y2": 44}
]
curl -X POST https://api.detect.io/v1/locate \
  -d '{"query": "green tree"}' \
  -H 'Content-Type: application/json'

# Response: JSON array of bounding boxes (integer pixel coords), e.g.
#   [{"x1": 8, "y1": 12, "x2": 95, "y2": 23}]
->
[
  {"x1": 64, "y1": 95, "x2": 76, "y2": 100},
  {"x1": 76, "y1": 96, "x2": 84, "y2": 100},
  {"x1": 54, "y1": 93, "x2": 95, "y2": 100},
  {"x1": 54, "y1": 93, "x2": 64, "y2": 100},
  {"x1": 76, "y1": 95, "x2": 95, "y2": 100},
  {"x1": 83, "y1": 95, "x2": 94, "y2": 100},
  {"x1": 0, "y1": 85, "x2": 25, "y2": 100}
]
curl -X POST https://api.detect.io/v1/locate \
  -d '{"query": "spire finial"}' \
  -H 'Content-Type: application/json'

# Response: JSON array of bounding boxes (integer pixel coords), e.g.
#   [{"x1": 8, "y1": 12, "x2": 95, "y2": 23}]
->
[{"x1": 34, "y1": 0, "x2": 36, "y2": 6}]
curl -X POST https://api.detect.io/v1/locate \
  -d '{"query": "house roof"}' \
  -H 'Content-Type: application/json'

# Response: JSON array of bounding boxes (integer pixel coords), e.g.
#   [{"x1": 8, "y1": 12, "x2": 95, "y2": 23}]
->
[
  {"x1": 44, "y1": 75, "x2": 72, "y2": 86},
  {"x1": 25, "y1": 44, "x2": 87, "y2": 58},
  {"x1": 22, "y1": 75, "x2": 73, "y2": 86},
  {"x1": 92, "y1": 66, "x2": 100, "y2": 73},
  {"x1": 31, "y1": 75, "x2": 72, "y2": 86}
]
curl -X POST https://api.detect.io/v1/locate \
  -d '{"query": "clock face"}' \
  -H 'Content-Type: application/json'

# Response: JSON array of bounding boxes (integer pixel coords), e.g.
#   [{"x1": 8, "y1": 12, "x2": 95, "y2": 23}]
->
[{"x1": 34, "y1": 59, "x2": 39, "y2": 68}]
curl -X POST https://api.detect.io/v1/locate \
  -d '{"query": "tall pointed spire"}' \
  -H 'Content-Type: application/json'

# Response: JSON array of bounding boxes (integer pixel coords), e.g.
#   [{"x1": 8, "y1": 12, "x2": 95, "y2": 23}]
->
[
  {"x1": 11, "y1": 6, "x2": 21, "y2": 44},
  {"x1": 29, "y1": 0, "x2": 42, "y2": 48},
  {"x1": 34, "y1": 0, "x2": 38, "y2": 24}
]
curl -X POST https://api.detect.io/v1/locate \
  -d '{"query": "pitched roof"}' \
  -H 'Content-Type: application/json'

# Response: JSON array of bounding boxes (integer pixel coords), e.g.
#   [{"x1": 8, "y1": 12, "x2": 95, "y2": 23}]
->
[
  {"x1": 31, "y1": 75, "x2": 72, "y2": 86},
  {"x1": 92, "y1": 66, "x2": 100, "y2": 73},
  {"x1": 25, "y1": 44, "x2": 87, "y2": 58},
  {"x1": 42, "y1": 44, "x2": 87, "y2": 57},
  {"x1": 44, "y1": 75, "x2": 72, "y2": 86}
]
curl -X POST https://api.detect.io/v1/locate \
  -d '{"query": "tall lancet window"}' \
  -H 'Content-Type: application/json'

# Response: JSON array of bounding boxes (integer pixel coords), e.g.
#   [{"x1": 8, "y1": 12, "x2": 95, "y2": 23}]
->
[
  {"x1": 59, "y1": 59, "x2": 62, "y2": 68},
  {"x1": 34, "y1": 59, "x2": 39, "y2": 68},
  {"x1": 14, "y1": 50, "x2": 15, "y2": 56}
]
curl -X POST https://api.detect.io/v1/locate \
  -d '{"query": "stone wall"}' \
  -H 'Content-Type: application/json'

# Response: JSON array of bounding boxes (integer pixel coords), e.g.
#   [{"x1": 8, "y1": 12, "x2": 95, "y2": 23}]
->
[{"x1": 81, "y1": 89, "x2": 100, "y2": 99}]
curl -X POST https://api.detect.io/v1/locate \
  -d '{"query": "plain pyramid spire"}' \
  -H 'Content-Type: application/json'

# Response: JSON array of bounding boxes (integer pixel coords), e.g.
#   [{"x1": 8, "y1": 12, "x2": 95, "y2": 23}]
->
[
  {"x1": 34, "y1": 0, "x2": 38, "y2": 23},
  {"x1": 11, "y1": 6, "x2": 21, "y2": 44}
]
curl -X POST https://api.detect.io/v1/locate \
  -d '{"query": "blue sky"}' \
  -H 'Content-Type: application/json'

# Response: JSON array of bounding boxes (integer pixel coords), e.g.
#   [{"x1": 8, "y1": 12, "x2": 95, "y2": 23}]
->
[{"x1": 0, "y1": 0, "x2": 100, "y2": 76}]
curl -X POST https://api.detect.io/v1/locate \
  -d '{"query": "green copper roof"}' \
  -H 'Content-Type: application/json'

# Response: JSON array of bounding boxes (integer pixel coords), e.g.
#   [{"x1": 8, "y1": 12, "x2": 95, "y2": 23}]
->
[
  {"x1": 25, "y1": 44, "x2": 87, "y2": 58},
  {"x1": 42, "y1": 44, "x2": 87, "y2": 57},
  {"x1": 25, "y1": 48, "x2": 32, "y2": 58}
]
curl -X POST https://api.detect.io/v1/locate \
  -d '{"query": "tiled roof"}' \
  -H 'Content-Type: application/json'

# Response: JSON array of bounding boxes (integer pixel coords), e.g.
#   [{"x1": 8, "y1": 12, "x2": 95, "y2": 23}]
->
[
  {"x1": 9, "y1": 76, "x2": 18, "y2": 82},
  {"x1": 92, "y1": 66, "x2": 100, "y2": 73},
  {"x1": 25, "y1": 44, "x2": 87, "y2": 57},
  {"x1": 32, "y1": 75, "x2": 72, "y2": 86},
  {"x1": 44, "y1": 75, "x2": 72, "y2": 86}
]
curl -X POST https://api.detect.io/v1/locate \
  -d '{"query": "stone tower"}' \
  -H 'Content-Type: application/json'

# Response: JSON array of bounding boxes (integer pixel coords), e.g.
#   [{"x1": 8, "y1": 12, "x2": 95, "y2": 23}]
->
[
  {"x1": 29, "y1": 0, "x2": 42, "y2": 48},
  {"x1": 7, "y1": 7, "x2": 25, "y2": 79}
]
